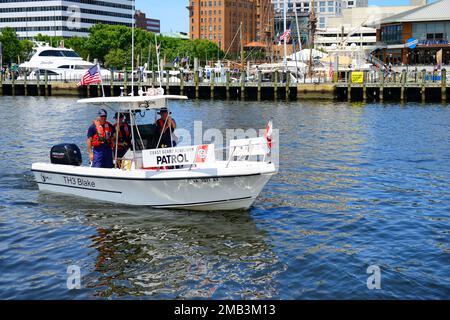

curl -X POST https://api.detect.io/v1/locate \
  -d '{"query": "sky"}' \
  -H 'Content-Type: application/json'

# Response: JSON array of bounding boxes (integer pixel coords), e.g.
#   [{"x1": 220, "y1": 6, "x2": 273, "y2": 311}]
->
[{"x1": 136, "y1": 0, "x2": 414, "y2": 34}]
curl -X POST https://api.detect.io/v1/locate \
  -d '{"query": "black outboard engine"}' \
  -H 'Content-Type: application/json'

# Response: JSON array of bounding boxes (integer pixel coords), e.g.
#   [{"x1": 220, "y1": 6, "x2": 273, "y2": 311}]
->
[{"x1": 50, "y1": 144, "x2": 82, "y2": 166}]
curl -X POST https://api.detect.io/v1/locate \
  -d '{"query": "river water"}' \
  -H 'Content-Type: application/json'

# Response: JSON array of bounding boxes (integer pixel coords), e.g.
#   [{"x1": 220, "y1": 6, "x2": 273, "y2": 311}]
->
[{"x1": 0, "y1": 96, "x2": 449, "y2": 299}]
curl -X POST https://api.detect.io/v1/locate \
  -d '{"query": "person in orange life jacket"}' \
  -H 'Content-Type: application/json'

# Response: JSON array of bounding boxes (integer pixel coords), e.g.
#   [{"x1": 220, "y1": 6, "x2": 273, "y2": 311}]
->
[
  {"x1": 86, "y1": 108, "x2": 116, "y2": 168},
  {"x1": 156, "y1": 107, "x2": 177, "y2": 148},
  {"x1": 113, "y1": 112, "x2": 132, "y2": 159}
]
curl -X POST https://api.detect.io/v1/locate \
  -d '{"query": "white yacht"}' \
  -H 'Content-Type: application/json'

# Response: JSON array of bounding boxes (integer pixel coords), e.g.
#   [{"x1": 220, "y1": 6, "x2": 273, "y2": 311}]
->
[{"x1": 19, "y1": 43, "x2": 111, "y2": 82}]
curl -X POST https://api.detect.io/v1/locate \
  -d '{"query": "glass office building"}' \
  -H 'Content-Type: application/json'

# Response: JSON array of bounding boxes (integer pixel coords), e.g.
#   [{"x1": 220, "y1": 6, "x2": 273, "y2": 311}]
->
[{"x1": 0, "y1": 0, "x2": 134, "y2": 39}]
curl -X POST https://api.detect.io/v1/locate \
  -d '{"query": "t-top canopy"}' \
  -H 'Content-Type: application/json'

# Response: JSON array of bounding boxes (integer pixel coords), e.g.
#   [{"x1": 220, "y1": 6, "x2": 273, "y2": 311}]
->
[{"x1": 77, "y1": 95, "x2": 188, "y2": 110}]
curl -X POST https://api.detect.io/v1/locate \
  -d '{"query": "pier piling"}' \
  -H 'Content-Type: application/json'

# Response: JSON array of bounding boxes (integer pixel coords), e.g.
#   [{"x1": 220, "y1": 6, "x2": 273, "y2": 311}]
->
[
  {"x1": 44, "y1": 71, "x2": 48, "y2": 96},
  {"x1": 110, "y1": 71, "x2": 114, "y2": 96},
  {"x1": 347, "y1": 71, "x2": 352, "y2": 102},
  {"x1": 286, "y1": 71, "x2": 290, "y2": 101},
  {"x1": 257, "y1": 70, "x2": 262, "y2": 101},
  {"x1": 442, "y1": 69, "x2": 447, "y2": 102},
  {"x1": 363, "y1": 71, "x2": 367, "y2": 102},
  {"x1": 421, "y1": 69, "x2": 426, "y2": 102},
  {"x1": 24, "y1": 74, "x2": 28, "y2": 96},
  {"x1": 226, "y1": 70, "x2": 230, "y2": 99},
  {"x1": 210, "y1": 70, "x2": 215, "y2": 99},
  {"x1": 11, "y1": 75, "x2": 15, "y2": 96},
  {"x1": 274, "y1": 71, "x2": 278, "y2": 101},
  {"x1": 123, "y1": 70, "x2": 128, "y2": 94},
  {"x1": 401, "y1": 69, "x2": 407, "y2": 102},
  {"x1": 240, "y1": 71, "x2": 245, "y2": 100},
  {"x1": 166, "y1": 69, "x2": 170, "y2": 94},
  {"x1": 195, "y1": 70, "x2": 199, "y2": 99},
  {"x1": 180, "y1": 70, "x2": 184, "y2": 95}
]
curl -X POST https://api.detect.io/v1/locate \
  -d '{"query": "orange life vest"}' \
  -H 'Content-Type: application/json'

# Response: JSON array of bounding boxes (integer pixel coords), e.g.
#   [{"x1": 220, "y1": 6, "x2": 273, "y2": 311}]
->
[
  {"x1": 92, "y1": 120, "x2": 113, "y2": 148},
  {"x1": 114, "y1": 122, "x2": 131, "y2": 150}
]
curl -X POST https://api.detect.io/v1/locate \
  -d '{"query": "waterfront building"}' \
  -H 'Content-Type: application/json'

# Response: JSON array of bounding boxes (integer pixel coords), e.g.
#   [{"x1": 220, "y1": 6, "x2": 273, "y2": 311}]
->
[
  {"x1": 135, "y1": 10, "x2": 160, "y2": 33},
  {"x1": 272, "y1": 1, "x2": 347, "y2": 29},
  {"x1": 315, "y1": 5, "x2": 418, "y2": 50},
  {"x1": 188, "y1": 0, "x2": 273, "y2": 53},
  {"x1": 0, "y1": 0, "x2": 134, "y2": 39},
  {"x1": 370, "y1": 0, "x2": 450, "y2": 65},
  {"x1": 273, "y1": 6, "x2": 309, "y2": 46}
]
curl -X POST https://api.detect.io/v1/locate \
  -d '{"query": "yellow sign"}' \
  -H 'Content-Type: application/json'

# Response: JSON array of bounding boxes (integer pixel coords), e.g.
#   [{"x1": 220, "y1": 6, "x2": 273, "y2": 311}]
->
[{"x1": 351, "y1": 72, "x2": 364, "y2": 84}]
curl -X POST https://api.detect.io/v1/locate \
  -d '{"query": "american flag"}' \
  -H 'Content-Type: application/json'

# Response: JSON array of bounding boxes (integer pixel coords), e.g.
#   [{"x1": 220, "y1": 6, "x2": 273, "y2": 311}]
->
[
  {"x1": 77, "y1": 64, "x2": 102, "y2": 86},
  {"x1": 279, "y1": 28, "x2": 291, "y2": 41}
]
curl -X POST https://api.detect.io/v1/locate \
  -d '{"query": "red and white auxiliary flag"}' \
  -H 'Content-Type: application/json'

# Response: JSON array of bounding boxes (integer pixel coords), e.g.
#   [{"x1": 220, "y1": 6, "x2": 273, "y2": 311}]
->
[
  {"x1": 264, "y1": 120, "x2": 273, "y2": 150},
  {"x1": 279, "y1": 28, "x2": 291, "y2": 42},
  {"x1": 195, "y1": 144, "x2": 209, "y2": 163},
  {"x1": 77, "y1": 64, "x2": 102, "y2": 86}
]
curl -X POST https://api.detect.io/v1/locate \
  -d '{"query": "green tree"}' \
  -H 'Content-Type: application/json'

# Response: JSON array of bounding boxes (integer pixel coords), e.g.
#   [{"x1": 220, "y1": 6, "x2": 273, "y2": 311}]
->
[
  {"x1": 19, "y1": 39, "x2": 34, "y2": 63},
  {"x1": 0, "y1": 27, "x2": 21, "y2": 65},
  {"x1": 104, "y1": 48, "x2": 129, "y2": 70}
]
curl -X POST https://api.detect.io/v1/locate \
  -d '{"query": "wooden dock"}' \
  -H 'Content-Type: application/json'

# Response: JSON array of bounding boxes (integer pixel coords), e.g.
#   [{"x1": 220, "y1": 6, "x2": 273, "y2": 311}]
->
[{"x1": 1, "y1": 69, "x2": 448, "y2": 102}]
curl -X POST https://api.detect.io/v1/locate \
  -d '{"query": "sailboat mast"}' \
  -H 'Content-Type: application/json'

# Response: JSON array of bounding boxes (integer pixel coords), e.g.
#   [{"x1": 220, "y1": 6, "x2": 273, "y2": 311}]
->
[
  {"x1": 309, "y1": 0, "x2": 316, "y2": 78},
  {"x1": 131, "y1": 0, "x2": 135, "y2": 96},
  {"x1": 294, "y1": 2, "x2": 303, "y2": 64},
  {"x1": 240, "y1": 21, "x2": 244, "y2": 70}
]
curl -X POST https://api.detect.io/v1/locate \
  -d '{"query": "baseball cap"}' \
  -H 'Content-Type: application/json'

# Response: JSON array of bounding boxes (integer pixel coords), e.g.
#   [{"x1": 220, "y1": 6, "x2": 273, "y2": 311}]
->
[{"x1": 98, "y1": 109, "x2": 107, "y2": 117}]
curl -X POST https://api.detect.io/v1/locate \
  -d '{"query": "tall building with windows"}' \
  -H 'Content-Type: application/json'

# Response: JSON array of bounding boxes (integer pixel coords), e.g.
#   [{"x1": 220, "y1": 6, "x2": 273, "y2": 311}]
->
[
  {"x1": 188, "y1": 0, "x2": 273, "y2": 53},
  {"x1": 271, "y1": 1, "x2": 345, "y2": 29},
  {"x1": 0, "y1": 0, "x2": 135, "y2": 39},
  {"x1": 135, "y1": 10, "x2": 160, "y2": 33}
]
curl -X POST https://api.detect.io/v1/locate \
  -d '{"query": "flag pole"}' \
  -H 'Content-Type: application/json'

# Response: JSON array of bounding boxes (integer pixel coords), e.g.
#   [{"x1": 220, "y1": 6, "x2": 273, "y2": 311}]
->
[
  {"x1": 98, "y1": 63, "x2": 105, "y2": 97},
  {"x1": 155, "y1": 34, "x2": 162, "y2": 88}
]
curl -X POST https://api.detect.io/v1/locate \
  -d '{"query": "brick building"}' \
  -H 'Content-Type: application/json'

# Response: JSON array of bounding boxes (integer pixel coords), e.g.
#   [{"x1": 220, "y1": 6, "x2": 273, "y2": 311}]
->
[
  {"x1": 188, "y1": 0, "x2": 273, "y2": 53},
  {"x1": 135, "y1": 10, "x2": 160, "y2": 33}
]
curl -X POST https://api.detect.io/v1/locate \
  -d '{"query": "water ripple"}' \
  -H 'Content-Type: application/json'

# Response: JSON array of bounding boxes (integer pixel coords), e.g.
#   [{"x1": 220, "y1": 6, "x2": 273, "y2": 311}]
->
[{"x1": 0, "y1": 97, "x2": 449, "y2": 299}]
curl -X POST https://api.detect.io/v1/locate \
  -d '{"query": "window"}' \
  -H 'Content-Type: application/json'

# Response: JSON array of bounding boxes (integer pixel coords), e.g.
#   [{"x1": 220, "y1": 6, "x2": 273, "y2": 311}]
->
[
  {"x1": 381, "y1": 24, "x2": 403, "y2": 44},
  {"x1": 39, "y1": 50, "x2": 80, "y2": 58}
]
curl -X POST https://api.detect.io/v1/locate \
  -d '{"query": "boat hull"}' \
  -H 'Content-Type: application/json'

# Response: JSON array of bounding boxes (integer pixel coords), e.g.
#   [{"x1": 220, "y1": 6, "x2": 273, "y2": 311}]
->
[{"x1": 32, "y1": 163, "x2": 275, "y2": 211}]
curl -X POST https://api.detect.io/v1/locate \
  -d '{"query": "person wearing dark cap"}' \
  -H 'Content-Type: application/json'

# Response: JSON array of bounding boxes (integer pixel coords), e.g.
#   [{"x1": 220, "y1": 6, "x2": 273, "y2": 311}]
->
[
  {"x1": 156, "y1": 107, "x2": 177, "y2": 148},
  {"x1": 86, "y1": 108, "x2": 116, "y2": 168}
]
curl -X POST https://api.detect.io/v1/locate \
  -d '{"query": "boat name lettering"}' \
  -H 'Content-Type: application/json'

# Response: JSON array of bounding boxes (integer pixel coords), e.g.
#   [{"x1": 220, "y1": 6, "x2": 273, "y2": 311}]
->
[
  {"x1": 157, "y1": 154, "x2": 190, "y2": 165},
  {"x1": 63, "y1": 176, "x2": 96, "y2": 188},
  {"x1": 189, "y1": 178, "x2": 220, "y2": 183}
]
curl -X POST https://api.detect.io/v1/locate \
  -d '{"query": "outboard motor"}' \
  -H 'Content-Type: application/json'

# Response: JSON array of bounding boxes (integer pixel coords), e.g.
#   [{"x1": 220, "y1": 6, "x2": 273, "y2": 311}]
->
[{"x1": 50, "y1": 144, "x2": 82, "y2": 166}]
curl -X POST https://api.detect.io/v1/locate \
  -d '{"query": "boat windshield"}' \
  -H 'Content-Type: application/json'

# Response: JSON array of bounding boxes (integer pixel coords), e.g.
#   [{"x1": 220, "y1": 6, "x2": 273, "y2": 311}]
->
[{"x1": 38, "y1": 50, "x2": 81, "y2": 58}]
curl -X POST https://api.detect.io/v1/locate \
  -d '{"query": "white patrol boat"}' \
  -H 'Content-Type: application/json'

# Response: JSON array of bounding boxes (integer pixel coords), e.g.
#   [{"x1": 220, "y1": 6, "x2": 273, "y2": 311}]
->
[{"x1": 31, "y1": 93, "x2": 277, "y2": 211}]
